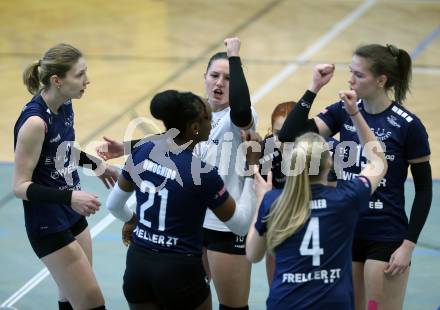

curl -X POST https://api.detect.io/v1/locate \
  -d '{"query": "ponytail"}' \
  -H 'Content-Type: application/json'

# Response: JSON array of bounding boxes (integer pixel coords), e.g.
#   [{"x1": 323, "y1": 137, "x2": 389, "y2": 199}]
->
[
  {"x1": 22, "y1": 43, "x2": 82, "y2": 95},
  {"x1": 23, "y1": 61, "x2": 41, "y2": 95}
]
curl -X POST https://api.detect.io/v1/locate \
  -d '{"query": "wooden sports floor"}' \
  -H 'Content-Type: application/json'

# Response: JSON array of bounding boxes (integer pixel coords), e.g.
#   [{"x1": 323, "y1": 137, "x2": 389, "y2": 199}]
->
[{"x1": 0, "y1": 0, "x2": 439, "y2": 309}]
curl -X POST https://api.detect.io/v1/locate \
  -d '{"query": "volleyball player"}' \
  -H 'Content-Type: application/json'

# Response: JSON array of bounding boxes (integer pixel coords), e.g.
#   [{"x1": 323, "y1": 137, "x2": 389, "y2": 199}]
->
[
  {"x1": 194, "y1": 37, "x2": 258, "y2": 310},
  {"x1": 13, "y1": 44, "x2": 117, "y2": 310},
  {"x1": 278, "y1": 44, "x2": 432, "y2": 309},
  {"x1": 259, "y1": 100, "x2": 338, "y2": 285},
  {"x1": 246, "y1": 89, "x2": 387, "y2": 309},
  {"x1": 105, "y1": 90, "x2": 258, "y2": 310},
  {"x1": 96, "y1": 37, "x2": 258, "y2": 309}
]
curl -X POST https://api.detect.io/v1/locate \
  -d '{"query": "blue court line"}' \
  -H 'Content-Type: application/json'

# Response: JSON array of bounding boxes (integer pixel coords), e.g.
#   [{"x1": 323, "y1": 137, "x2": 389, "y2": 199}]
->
[
  {"x1": 414, "y1": 248, "x2": 440, "y2": 257},
  {"x1": 411, "y1": 25, "x2": 440, "y2": 59}
]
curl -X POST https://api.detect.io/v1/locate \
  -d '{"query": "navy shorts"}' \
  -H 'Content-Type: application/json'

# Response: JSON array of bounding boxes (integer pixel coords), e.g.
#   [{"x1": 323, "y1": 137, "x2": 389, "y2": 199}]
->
[
  {"x1": 123, "y1": 242, "x2": 210, "y2": 309},
  {"x1": 352, "y1": 239, "x2": 402, "y2": 263},
  {"x1": 203, "y1": 228, "x2": 246, "y2": 255},
  {"x1": 27, "y1": 216, "x2": 88, "y2": 259}
]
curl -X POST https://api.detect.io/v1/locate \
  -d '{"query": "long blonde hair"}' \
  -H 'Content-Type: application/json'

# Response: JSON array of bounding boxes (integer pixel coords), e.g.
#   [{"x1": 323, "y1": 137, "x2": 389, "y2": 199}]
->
[{"x1": 265, "y1": 132, "x2": 330, "y2": 253}]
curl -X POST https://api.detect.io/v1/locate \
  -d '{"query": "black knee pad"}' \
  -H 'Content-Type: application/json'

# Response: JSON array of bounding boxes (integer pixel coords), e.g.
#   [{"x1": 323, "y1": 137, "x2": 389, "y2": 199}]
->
[
  {"x1": 58, "y1": 301, "x2": 73, "y2": 310},
  {"x1": 219, "y1": 305, "x2": 249, "y2": 310}
]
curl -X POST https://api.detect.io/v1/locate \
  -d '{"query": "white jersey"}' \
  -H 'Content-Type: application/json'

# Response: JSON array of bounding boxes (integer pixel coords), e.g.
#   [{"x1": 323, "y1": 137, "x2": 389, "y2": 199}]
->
[{"x1": 194, "y1": 106, "x2": 258, "y2": 231}]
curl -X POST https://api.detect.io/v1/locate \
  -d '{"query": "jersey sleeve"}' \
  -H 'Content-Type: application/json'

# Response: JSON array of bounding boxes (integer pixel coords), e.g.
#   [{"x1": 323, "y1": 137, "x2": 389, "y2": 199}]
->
[
  {"x1": 121, "y1": 163, "x2": 134, "y2": 184},
  {"x1": 316, "y1": 101, "x2": 344, "y2": 136},
  {"x1": 337, "y1": 176, "x2": 372, "y2": 207},
  {"x1": 121, "y1": 151, "x2": 139, "y2": 185},
  {"x1": 254, "y1": 192, "x2": 275, "y2": 236},
  {"x1": 404, "y1": 116, "x2": 430, "y2": 161},
  {"x1": 14, "y1": 105, "x2": 48, "y2": 148},
  {"x1": 198, "y1": 163, "x2": 230, "y2": 210}
]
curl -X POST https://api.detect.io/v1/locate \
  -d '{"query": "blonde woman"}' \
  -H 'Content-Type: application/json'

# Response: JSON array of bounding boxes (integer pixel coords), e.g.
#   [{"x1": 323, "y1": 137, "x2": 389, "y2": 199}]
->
[
  {"x1": 13, "y1": 44, "x2": 117, "y2": 310},
  {"x1": 246, "y1": 90, "x2": 387, "y2": 309}
]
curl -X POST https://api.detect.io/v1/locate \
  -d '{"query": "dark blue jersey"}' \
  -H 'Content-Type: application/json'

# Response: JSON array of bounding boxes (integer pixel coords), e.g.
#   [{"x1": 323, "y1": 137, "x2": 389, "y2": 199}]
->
[
  {"x1": 260, "y1": 136, "x2": 339, "y2": 189},
  {"x1": 122, "y1": 140, "x2": 229, "y2": 256},
  {"x1": 318, "y1": 100, "x2": 430, "y2": 242},
  {"x1": 13, "y1": 95, "x2": 81, "y2": 236},
  {"x1": 255, "y1": 177, "x2": 371, "y2": 309}
]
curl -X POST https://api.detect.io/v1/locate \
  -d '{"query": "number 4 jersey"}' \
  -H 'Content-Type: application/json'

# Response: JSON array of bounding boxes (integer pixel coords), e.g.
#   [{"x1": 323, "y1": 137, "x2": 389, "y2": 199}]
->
[
  {"x1": 121, "y1": 139, "x2": 230, "y2": 256},
  {"x1": 255, "y1": 177, "x2": 371, "y2": 309}
]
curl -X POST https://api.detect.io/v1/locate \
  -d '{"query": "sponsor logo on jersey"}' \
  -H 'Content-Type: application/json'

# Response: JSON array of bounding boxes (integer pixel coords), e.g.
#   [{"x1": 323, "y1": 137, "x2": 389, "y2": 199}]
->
[
  {"x1": 134, "y1": 227, "x2": 178, "y2": 247},
  {"x1": 44, "y1": 156, "x2": 54, "y2": 165},
  {"x1": 385, "y1": 154, "x2": 395, "y2": 162},
  {"x1": 372, "y1": 128, "x2": 392, "y2": 141},
  {"x1": 344, "y1": 123, "x2": 356, "y2": 132},
  {"x1": 51, "y1": 170, "x2": 60, "y2": 179},
  {"x1": 387, "y1": 115, "x2": 401, "y2": 128},
  {"x1": 51, "y1": 163, "x2": 77, "y2": 180},
  {"x1": 282, "y1": 268, "x2": 341, "y2": 284},
  {"x1": 369, "y1": 199, "x2": 383, "y2": 209}
]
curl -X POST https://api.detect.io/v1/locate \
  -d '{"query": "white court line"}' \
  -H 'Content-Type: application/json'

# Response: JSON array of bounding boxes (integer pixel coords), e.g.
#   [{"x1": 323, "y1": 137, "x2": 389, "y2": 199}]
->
[
  {"x1": 1, "y1": 195, "x2": 136, "y2": 308},
  {"x1": 1, "y1": 1, "x2": 375, "y2": 307},
  {"x1": 251, "y1": 0, "x2": 376, "y2": 104}
]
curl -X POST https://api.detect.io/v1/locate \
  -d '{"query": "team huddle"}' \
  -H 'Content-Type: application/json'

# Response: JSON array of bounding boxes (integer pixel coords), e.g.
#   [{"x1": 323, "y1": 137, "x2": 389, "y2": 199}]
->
[{"x1": 13, "y1": 38, "x2": 432, "y2": 310}]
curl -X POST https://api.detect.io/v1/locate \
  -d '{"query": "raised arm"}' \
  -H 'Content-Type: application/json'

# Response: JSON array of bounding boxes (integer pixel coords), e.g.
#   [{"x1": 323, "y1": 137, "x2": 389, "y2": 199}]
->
[
  {"x1": 278, "y1": 64, "x2": 335, "y2": 142},
  {"x1": 225, "y1": 37, "x2": 253, "y2": 129},
  {"x1": 339, "y1": 90, "x2": 387, "y2": 193}
]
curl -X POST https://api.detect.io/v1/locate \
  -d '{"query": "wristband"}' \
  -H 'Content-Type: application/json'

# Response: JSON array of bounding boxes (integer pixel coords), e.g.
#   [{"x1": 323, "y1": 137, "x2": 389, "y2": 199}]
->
[{"x1": 26, "y1": 183, "x2": 72, "y2": 205}]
